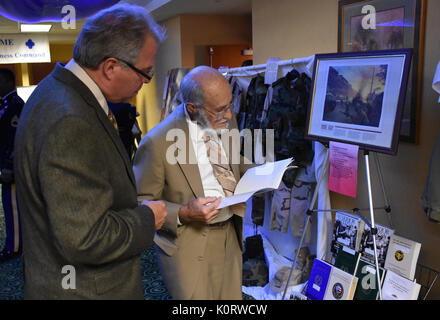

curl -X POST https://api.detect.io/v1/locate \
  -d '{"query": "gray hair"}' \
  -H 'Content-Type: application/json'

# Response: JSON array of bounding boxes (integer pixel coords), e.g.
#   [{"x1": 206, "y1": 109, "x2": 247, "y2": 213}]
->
[
  {"x1": 179, "y1": 75, "x2": 205, "y2": 108},
  {"x1": 73, "y1": 3, "x2": 166, "y2": 69}
]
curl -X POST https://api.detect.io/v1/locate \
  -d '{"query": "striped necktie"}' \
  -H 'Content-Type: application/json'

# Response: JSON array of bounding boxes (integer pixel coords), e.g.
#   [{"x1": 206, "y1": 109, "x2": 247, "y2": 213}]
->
[
  {"x1": 108, "y1": 109, "x2": 119, "y2": 131},
  {"x1": 205, "y1": 135, "x2": 246, "y2": 217}
]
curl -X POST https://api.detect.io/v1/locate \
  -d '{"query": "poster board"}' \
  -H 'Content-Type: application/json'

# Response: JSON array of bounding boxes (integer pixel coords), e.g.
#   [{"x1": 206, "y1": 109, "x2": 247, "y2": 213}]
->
[{"x1": 305, "y1": 49, "x2": 411, "y2": 155}]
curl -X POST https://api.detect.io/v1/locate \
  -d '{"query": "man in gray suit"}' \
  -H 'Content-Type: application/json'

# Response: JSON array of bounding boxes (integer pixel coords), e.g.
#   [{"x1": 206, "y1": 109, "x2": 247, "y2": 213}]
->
[{"x1": 13, "y1": 4, "x2": 167, "y2": 299}]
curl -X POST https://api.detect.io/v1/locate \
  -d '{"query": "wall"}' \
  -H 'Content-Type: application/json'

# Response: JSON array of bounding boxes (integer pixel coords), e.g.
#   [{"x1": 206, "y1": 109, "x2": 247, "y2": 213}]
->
[
  {"x1": 252, "y1": 0, "x2": 440, "y2": 299},
  {"x1": 147, "y1": 14, "x2": 253, "y2": 132},
  {"x1": 180, "y1": 14, "x2": 252, "y2": 68},
  {"x1": 141, "y1": 15, "x2": 182, "y2": 133},
  {"x1": 252, "y1": 0, "x2": 338, "y2": 64}
]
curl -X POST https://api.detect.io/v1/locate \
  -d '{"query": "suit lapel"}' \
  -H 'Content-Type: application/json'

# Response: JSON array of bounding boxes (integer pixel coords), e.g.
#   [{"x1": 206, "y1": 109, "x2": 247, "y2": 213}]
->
[
  {"x1": 52, "y1": 63, "x2": 136, "y2": 186},
  {"x1": 173, "y1": 105, "x2": 205, "y2": 199},
  {"x1": 224, "y1": 114, "x2": 241, "y2": 182}
]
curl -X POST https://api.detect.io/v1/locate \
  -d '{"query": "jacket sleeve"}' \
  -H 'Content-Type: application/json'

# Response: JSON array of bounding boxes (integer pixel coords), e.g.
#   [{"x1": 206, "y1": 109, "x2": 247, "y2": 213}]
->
[
  {"x1": 133, "y1": 133, "x2": 180, "y2": 239},
  {"x1": 38, "y1": 116, "x2": 155, "y2": 266}
]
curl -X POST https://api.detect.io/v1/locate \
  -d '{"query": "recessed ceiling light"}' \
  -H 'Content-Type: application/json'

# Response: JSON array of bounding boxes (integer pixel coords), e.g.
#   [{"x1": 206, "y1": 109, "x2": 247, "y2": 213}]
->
[{"x1": 20, "y1": 24, "x2": 52, "y2": 32}]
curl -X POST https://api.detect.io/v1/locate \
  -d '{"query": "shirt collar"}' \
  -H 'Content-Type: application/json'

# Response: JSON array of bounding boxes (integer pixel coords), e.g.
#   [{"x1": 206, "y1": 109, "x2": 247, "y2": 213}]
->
[{"x1": 64, "y1": 59, "x2": 109, "y2": 114}]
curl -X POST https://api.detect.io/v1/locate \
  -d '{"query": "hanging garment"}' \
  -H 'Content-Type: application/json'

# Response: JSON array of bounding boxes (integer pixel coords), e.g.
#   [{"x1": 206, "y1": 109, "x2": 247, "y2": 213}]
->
[
  {"x1": 290, "y1": 164, "x2": 315, "y2": 241},
  {"x1": 254, "y1": 85, "x2": 274, "y2": 164},
  {"x1": 230, "y1": 76, "x2": 247, "y2": 131},
  {"x1": 242, "y1": 234, "x2": 269, "y2": 287},
  {"x1": 161, "y1": 68, "x2": 189, "y2": 121},
  {"x1": 422, "y1": 132, "x2": 440, "y2": 222},
  {"x1": 251, "y1": 193, "x2": 265, "y2": 226},
  {"x1": 270, "y1": 180, "x2": 292, "y2": 233},
  {"x1": 244, "y1": 75, "x2": 268, "y2": 133},
  {"x1": 262, "y1": 69, "x2": 314, "y2": 187}
]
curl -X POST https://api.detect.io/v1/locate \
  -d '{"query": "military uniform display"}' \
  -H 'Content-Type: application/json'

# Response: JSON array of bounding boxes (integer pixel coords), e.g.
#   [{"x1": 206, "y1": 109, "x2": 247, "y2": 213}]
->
[{"x1": 0, "y1": 90, "x2": 24, "y2": 261}]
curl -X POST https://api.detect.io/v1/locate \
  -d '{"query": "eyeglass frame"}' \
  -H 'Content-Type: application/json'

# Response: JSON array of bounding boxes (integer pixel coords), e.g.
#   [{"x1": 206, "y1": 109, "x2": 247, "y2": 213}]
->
[
  {"x1": 193, "y1": 102, "x2": 233, "y2": 120},
  {"x1": 114, "y1": 57, "x2": 154, "y2": 81}
]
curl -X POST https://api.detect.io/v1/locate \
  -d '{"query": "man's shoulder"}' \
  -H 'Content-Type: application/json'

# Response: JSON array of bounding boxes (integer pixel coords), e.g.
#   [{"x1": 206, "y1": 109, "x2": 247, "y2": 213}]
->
[{"x1": 145, "y1": 107, "x2": 186, "y2": 141}]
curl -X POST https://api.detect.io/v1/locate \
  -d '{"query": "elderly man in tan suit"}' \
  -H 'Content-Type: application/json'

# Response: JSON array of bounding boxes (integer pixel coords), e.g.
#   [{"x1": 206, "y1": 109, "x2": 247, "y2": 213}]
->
[{"x1": 133, "y1": 66, "x2": 251, "y2": 300}]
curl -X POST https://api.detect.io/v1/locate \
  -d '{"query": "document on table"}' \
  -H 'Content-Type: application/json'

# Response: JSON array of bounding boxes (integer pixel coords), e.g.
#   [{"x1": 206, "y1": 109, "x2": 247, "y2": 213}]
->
[{"x1": 217, "y1": 158, "x2": 294, "y2": 209}]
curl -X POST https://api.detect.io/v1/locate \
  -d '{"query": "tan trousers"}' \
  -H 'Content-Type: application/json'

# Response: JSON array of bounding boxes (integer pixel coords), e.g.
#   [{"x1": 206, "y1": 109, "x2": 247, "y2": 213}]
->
[{"x1": 190, "y1": 220, "x2": 242, "y2": 300}]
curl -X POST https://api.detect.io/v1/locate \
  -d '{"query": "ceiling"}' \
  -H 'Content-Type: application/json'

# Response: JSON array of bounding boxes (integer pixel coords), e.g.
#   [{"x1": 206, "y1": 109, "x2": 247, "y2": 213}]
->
[{"x1": 0, "y1": 0, "x2": 252, "y2": 39}]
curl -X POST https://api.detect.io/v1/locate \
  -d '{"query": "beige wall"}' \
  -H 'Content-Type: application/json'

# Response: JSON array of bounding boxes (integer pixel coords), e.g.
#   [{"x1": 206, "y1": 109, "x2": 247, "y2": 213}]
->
[
  {"x1": 252, "y1": 0, "x2": 339, "y2": 63},
  {"x1": 154, "y1": 15, "x2": 183, "y2": 115},
  {"x1": 180, "y1": 14, "x2": 252, "y2": 68},
  {"x1": 252, "y1": 0, "x2": 440, "y2": 299},
  {"x1": 146, "y1": 14, "x2": 253, "y2": 132}
]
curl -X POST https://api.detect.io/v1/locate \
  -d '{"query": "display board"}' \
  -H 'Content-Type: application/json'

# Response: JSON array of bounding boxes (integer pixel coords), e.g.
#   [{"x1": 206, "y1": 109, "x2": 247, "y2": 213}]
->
[{"x1": 306, "y1": 49, "x2": 412, "y2": 155}]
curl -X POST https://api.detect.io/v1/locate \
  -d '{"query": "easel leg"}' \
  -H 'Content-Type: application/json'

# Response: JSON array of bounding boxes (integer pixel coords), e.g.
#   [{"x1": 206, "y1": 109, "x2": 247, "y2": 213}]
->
[
  {"x1": 364, "y1": 151, "x2": 383, "y2": 300},
  {"x1": 281, "y1": 147, "x2": 330, "y2": 300},
  {"x1": 373, "y1": 152, "x2": 393, "y2": 229}
]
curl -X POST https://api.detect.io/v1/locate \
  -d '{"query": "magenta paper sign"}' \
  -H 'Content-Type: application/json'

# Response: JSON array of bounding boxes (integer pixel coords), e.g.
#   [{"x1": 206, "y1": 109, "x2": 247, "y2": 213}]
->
[{"x1": 328, "y1": 141, "x2": 359, "y2": 198}]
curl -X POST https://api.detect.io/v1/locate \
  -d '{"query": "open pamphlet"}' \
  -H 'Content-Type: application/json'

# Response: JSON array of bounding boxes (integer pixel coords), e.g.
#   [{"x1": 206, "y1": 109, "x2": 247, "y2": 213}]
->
[{"x1": 217, "y1": 158, "x2": 294, "y2": 209}]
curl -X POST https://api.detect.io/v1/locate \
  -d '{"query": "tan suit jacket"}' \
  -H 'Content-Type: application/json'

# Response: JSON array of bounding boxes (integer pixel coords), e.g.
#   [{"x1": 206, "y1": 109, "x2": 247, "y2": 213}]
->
[{"x1": 133, "y1": 104, "x2": 250, "y2": 299}]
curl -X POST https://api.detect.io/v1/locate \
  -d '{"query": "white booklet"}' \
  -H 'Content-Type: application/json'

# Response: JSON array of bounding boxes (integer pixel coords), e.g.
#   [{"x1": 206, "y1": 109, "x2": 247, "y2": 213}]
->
[
  {"x1": 384, "y1": 234, "x2": 421, "y2": 281},
  {"x1": 323, "y1": 266, "x2": 358, "y2": 300},
  {"x1": 382, "y1": 270, "x2": 421, "y2": 300},
  {"x1": 217, "y1": 158, "x2": 294, "y2": 209}
]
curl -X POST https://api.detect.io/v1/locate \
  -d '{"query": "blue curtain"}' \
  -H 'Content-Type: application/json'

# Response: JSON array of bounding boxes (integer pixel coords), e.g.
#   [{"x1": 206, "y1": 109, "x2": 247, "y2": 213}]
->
[{"x1": 0, "y1": 0, "x2": 119, "y2": 23}]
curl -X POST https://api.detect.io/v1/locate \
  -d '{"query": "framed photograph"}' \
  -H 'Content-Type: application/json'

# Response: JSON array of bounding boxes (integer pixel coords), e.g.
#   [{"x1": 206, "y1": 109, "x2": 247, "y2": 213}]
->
[
  {"x1": 306, "y1": 50, "x2": 412, "y2": 155},
  {"x1": 338, "y1": 0, "x2": 426, "y2": 143}
]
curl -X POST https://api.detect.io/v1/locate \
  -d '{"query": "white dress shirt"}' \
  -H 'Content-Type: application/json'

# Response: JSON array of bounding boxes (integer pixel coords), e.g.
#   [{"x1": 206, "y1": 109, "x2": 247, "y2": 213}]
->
[
  {"x1": 184, "y1": 105, "x2": 233, "y2": 224},
  {"x1": 64, "y1": 59, "x2": 109, "y2": 114}
]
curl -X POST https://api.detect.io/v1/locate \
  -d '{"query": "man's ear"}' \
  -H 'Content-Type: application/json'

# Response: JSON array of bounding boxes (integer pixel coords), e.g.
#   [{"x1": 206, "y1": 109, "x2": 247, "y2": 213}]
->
[
  {"x1": 186, "y1": 102, "x2": 200, "y2": 114},
  {"x1": 100, "y1": 57, "x2": 119, "y2": 80}
]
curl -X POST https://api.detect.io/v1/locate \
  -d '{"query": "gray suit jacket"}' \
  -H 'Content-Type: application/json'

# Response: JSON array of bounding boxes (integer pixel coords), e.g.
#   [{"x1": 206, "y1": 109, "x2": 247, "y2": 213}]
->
[
  {"x1": 14, "y1": 63, "x2": 155, "y2": 299},
  {"x1": 133, "y1": 104, "x2": 251, "y2": 299}
]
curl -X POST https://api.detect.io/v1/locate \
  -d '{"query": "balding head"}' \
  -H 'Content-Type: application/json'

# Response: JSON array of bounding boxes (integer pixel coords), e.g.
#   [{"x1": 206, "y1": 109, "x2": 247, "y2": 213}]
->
[
  {"x1": 180, "y1": 66, "x2": 232, "y2": 131},
  {"x1": 180, "y1": 66, "x2": 229, "y2": 106}
]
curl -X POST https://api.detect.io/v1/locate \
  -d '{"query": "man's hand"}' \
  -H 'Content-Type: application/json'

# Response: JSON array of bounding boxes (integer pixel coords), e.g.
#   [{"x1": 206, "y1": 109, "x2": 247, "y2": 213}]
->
[
  {"x1": 178, "y1": 197, "x2": 222, "y2": 225},
  {"x1": 142, "y1": 200, "x2": 167, "y2": 230}
]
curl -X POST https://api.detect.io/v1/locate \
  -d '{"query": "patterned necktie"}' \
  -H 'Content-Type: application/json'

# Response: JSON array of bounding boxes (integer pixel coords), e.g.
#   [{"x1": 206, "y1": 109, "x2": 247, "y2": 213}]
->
[
  {"x1": 204, "y1": 136, "x2": 246, "y2": 217},
  {"x1": 108, "y1": 109, "x2": 119, "y2": 131}
]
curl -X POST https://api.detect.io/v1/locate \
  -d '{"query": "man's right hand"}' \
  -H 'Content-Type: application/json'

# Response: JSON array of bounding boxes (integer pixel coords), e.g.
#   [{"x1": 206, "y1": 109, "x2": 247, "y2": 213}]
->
[
  {"x1": 178, "y1": 197, "x2": 222, "y2": 225},
  {"x1": 142, "y1": 200, "x2": 167, "y2": 230}
]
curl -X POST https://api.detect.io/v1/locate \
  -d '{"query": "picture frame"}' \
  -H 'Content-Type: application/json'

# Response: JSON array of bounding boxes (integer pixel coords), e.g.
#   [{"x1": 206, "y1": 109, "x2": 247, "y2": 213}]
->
[
  {"x1": 305, "y1": 49, "x2": 412, "y2": 155},
  {"x1": 338, "y1": 0, "x2": 426, "y2": 143}
]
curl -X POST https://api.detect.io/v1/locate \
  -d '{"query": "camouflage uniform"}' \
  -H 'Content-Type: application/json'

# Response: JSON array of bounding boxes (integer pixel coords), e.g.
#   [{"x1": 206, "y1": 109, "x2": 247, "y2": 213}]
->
[{"x1": 262, "y1": 69, "x2": 314, "y2": 186}]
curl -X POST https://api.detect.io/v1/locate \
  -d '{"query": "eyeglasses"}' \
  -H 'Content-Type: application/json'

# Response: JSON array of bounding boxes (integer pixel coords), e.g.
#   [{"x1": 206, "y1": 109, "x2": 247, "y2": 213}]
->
[
  {"x1": 201, "y1": 103, "x2": 232, "y2": 120},
  {"x1": 115, "y1": 57, "x2": 154, "y2": 81}
]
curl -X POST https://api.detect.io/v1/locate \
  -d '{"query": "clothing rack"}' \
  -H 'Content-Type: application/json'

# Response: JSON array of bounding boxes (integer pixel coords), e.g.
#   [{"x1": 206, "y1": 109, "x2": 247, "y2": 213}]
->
[
  {"x1": 220, "y1": 55, "x2": 315, "y2": 77},
  {"x1": 219, "y1": 55, "x2": 334, "y2": 300}
]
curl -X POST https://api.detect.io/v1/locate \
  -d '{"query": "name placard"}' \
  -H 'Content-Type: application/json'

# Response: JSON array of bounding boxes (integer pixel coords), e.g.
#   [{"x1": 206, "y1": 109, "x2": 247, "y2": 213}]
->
[{"x1": 0, "y1": 34, "x2": 51, "y2": 64}]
